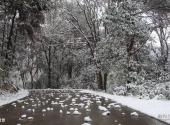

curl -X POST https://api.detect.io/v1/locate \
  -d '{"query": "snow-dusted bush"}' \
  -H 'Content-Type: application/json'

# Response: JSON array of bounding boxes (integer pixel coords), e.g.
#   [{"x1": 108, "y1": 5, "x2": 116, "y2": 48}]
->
[
  {"x1": 153, "y1": 94, "x2": 166, "y2": 100},
  {"x1": 114, "y1": 85, "x2": 126, "y2": 95},
  {"x1": 0, "y1": 83, "x2": 19, "y2": 94},
  {"x1": 158, "y1": 71, "x2": 170, "y2": 83},
  {"x1": 154, "y1": 83, "x2": 170, "y2": 100},
  {"x1": 107, "y1": 80, "x2": 170, "y2": 100}
]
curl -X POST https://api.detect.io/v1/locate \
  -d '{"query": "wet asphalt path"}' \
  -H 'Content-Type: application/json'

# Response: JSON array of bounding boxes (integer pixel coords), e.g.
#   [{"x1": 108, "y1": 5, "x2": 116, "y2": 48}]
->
[{"x1": 0, "y1": 90, "x2": 169, "y2": 125}]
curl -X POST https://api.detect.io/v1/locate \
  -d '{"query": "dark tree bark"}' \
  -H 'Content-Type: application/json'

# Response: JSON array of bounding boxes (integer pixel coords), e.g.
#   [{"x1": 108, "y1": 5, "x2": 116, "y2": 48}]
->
[
  {"x1": 5, "y1": 10, "x2": 16, "y2": 69},
  {"x1": 104, "y1": 72, "x2": 108, "y2": 92},
  {"x1": 47, "y1": 46, "x2": 52, "y2": 88},
  {"x1": 96, "y1": 71, "x2": 103, "y2": 90},
  {"x1": 7, "y1": 11, "x2": 16, "y2": 50},
  {"x1": 67, "y1": 63, "x2": 73, "y2": 79},
  {"x1": 30, "y1": 71, "x2": 34, "y2": 89}
]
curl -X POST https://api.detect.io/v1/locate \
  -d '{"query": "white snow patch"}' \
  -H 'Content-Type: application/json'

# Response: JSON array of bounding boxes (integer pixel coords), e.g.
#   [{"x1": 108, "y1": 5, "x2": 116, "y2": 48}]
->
[
  {"x1": 121, "y1": 112, "x2": 126, "y2": 116},
  {"x1": 80, "y1": 90, "x2": 170, "y2": 124},
  {"x1": 21, "y1": 114, "x2": 27, "y2": 118},
  {"x1": 27, "y1": 117, "x2": 34, "y2": 120},
  {"x1": 102, "y1": 111, "x2": 110, "y2": 116},
  {"x1": 42, "y1": 109, "x2": 46, "y2": 112},
  {"x1": 79, "y1": 103, "x2": 85, "y2": 107},
  {"x1": 0, "y1": 89, "x2": 29, "y2": 106},
  {"x1": 114, "y1": 104, "x2": 121, "y2": 109},
  {"x1": 98, "y1": 106, "x2": 108, "y2": 111},
  {"x1": 51, "y1": 101, "x2": 58, "y2": 105},
  {"x1": 69, "y1": 107, "x2": 74, "y2": 111},
  {"x1": 84, "y1": 116, "x2": 92, "y2": 122},
  {"x1": 131, "y1": 112, "x2": 139, "y2": 118},
  {"x1": 66, "y1": 111, "x2": 71, "y2": 115},
  {"x1": 86, "y1": 108, "x2": 91, "y2": 112},
  {"x1": 59, "y1": 110, "x2": 63, "y2": 113},
  {"x1": 73, "y1": 110, "x2": 81, "y2": 115},
  {"x1": 96, "y1": 100, "x2": 101, "y2": 104},
  {"x1": 47, "y1": 107, "x2": 53, "y2": 111},
  {"x1": 82, "y1": 123, "x2": 91, "y2": 125}
]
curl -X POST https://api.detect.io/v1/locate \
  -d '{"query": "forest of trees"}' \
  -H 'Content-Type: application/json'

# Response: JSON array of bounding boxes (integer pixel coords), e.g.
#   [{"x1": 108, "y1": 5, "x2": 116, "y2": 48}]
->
[{"x1": 0, "y1": 0, "x2": 170, "y2": 94}]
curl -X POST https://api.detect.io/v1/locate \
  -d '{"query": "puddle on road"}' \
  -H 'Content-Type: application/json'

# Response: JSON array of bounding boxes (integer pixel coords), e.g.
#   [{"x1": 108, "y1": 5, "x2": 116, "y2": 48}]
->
[{"x1": 0, "y1": 90, "x2": 168, "y2": 125}]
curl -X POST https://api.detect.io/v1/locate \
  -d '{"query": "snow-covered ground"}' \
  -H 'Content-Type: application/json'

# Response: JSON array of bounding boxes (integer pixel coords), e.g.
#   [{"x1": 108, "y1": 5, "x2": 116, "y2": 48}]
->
[
  {"x1": 0, "y1": 89, "x2": 29, "y2": 106},
  {"x1": 80, "y1": 89, "x2": 170, "y2": 124}
]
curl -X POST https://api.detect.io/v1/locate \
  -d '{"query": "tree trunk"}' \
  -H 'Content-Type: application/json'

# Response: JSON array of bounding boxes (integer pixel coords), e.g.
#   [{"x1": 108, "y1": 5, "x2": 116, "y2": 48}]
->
[
  {"x1": 20, "y1": 73, "x2": 25, "y2": 89},
  {"x1": 30, "y1": 71, "x2": 34, "y2": 89},
  {"x1": 47, "y1": 46, "x2": 52, "y2": 88},
  {"x1": 126, "y1": 35, "x2": 135, "y2": 84},
  {"x1": 4, "y1": 10, "x2": 16, "y2": 79},
  {"x1": 159, "y1": 27, "x2": 168, "y2": 71},
  {"x1": 68, "y1": 63, "x2": 72, "y2": 79},
  {"x1": 7, "y1": 10, "x2": 16, "y2": 50},
  {"x1": 104, "y1": 72, "x2": 108, "y2": 92},
  {"x1": 96, "y1": 71, "x2": 103, "y2": 90}
]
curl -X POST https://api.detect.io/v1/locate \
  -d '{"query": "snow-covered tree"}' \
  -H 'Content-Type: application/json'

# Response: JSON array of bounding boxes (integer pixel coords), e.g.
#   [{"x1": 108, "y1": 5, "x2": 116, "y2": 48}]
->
[{"x1": 103, "y1": 0, "x2": 150, "y2": 85}]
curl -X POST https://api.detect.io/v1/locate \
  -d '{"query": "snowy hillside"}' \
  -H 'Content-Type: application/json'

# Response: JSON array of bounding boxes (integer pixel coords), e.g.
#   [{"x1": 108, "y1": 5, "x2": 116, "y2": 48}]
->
[{"x1": 0, "y1": 89, "x2": 29, "y2": 106}]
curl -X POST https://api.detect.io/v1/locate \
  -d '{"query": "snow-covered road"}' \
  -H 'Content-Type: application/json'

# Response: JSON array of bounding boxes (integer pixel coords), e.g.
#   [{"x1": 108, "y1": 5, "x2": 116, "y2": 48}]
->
[{"x1": 0, "y1": 89, "x2": 169, "y2": 125}]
